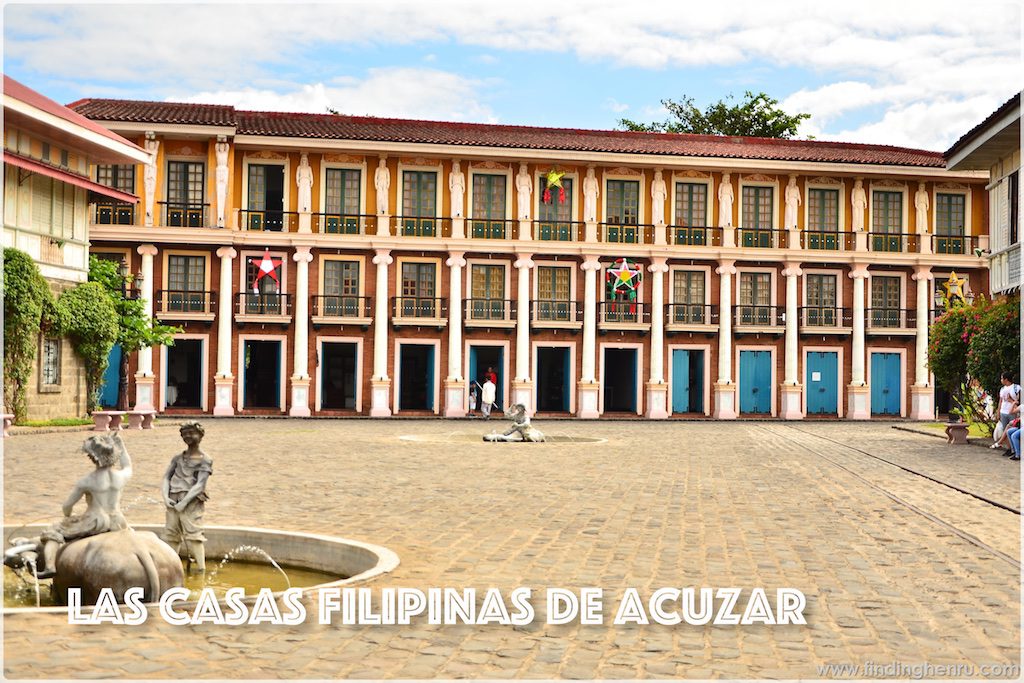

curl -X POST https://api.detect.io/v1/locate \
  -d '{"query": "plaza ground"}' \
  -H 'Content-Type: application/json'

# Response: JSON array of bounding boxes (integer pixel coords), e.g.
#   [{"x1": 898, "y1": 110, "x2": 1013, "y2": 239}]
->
[{"x1": 2, "y1": 420, "x2": 1020, "y2": 679}]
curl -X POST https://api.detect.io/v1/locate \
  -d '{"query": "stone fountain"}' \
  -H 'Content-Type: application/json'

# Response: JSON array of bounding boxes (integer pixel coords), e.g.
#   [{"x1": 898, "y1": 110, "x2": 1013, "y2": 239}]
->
[{"x1": 483, "y1": 404, "x2": 546, "y2": 442}]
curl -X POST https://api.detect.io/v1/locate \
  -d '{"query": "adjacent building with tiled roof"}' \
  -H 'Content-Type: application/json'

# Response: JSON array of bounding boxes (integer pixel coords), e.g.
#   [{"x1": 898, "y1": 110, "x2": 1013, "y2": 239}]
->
[{"x1": 74, "y1": 93, "x2": 990, "y2": 424}]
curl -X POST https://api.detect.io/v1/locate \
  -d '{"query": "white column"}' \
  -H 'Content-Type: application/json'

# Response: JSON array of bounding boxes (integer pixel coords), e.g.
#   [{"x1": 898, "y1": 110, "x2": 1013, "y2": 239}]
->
[
  {"x1": 848, "y1": 265, "x2": 870, "y2": 419},
  {"x1": 713, "y1": 259, "x2": 737, "y2": 419},
  {"x1": 780, "y1": 262, "x2": 804, "y2": 419},
  {"x1": 645, "y1": 258, "x2": 669, "y2": 419},
  {"x1": 133, "y1": 244, "x2": 158, "y2": 411},
  {"x1": 444, "y1": 252, "x2": 467, "y2": 417},
  {"x1": 213, "y1": 246, "x2": 236, "y2": 416},
  {"x1": 370, "y1": 249, "x2": 393, "y2": 416},
  {"x1": 289, "y1": 247, "x2": 313, "y2": 417},
  {"x1": 578, "y1": 255, "x2": 602, "y2": 418},
  {"x1": 910, "y1": 266, "x2": 935, "y2": 419},
  {"x1": 511, "y1": 254, "x2": 535, "y2": 412}
]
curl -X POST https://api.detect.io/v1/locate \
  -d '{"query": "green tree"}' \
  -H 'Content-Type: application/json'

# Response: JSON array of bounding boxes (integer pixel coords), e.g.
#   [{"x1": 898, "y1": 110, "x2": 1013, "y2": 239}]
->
[
  {"x1": 966, "y1": 296, "x2": 1020, "y2": 401},
  {"x1": 59, "y1": 282, "x2": 119, "y2": 412},
  {"x1": 88, "y1": 256, "x2": 180, "y2": 410},
  {"x1": 618, "y1": 91, "x2": 810, "y2": 139},
  {"x1": 2, "y1": 248, "x2": 61, "y2": 421}
]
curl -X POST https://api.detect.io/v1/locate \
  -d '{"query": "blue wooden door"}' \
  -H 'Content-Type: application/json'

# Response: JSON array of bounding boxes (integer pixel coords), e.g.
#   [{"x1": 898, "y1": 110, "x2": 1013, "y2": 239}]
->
[
  {"x1": 739, "y1": 350, "x2": 772, "y2": 414},
  {"x1": 98, "y1": 344, "x2": 122, "y2": 409},
  {"x1": 425, "y1": 345, "x2": 435, "y2": 411},
  {"x1": 806, "y1": 351, "x2": 838, "y2": 415},
  {"x1": 870, "y1": 352, "x2": 901, "y2": 415},
  {"x1": 672, "y1": 349, "x2": 690, "y2": 413}
]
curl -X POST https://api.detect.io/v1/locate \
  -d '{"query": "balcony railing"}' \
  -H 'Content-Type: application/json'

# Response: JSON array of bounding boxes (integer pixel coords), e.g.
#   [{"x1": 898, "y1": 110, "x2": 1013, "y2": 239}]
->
[
  {"x1": 240, "y1": 209, "x2": 299, "y2": 232},
  {"x1": 93, "y1": 202, "x2": 135, "y2": 225},
  {"x1": 738, "y1": 228, "x2": 789, "y2": 249},
  {"x1": 464, "y1": 298, "x2": 515, "y2": 323},
  {"x1": 869, "y1": 232, "x2": 918, "y2": 253},
  {"x1": 468, "y1": 218, "x2": 516, "y2": 240},
  {"x1": 799, "y1": 306, "x2": 851, "y2": 328},
  {"x1": 666, "y1": 303, "x2": 717, "y2": 325},
  {"x1": 535, "y1": 220, "x2": 583, "y2": 242},
  {"x1": 801, "y1": 230, "x2": 854, "y2": 251},
  {"x1": 311, "y1": 295, "x2": 372, "y2": 318},
  {"x1": 314, "y1": 213, "x2": 374, "y2": 235},
  {"x1": 531, "y1": 300, "x2": 581, "y2": 324},
  {"x1": 160, "y1": 202, "x2": 208, "y2": 228},
  {"x1": 600, "y1": 222, "x2": 654, "y2": 245},
  {"x1": 733, "y1": 305, "x2": 784, "y2": 327},
  {"x1": 393, "y1": 296, "x2": 447, "y2": 319},
  {"x1": 236, "y1": 292, "x2": 289, "y2": 316},
  {"x1": 599, "y1": 301, "x2": 649, "y2": 325},
  {"x1": 865, "y1": 308, "x2": 913, "y2": 330},
  {"x1": 932, "y1": 234, "x2": 979, "y2": 255},
  {"x1": 396, "y1": 216, "x2": 452, "y2": 238},
  {"x1": 669, "y1": 225, "x2": 722, "y2": 247},
  {"x1": 157, "y1": 289, "x2": 215, "y2": 315}
]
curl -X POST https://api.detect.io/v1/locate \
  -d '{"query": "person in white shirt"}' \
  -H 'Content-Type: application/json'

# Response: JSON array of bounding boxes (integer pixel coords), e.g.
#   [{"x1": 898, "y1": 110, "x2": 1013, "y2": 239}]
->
[
  {"x1": 481, "y1": 378, "x2": 496, "y2": 419},
  {"x1": 995, "y1": 372, "x2": 1021, "y2": 451}
]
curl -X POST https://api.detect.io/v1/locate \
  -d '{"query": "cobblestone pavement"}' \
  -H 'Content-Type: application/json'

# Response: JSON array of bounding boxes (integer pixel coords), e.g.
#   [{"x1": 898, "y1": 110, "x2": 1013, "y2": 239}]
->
[{"x1": 3, "y1": 420, "x2": 1020, "y2": 679}]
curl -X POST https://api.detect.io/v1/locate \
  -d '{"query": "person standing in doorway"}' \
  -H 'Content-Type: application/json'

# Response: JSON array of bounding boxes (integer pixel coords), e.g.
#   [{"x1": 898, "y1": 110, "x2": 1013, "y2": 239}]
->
[
  {"x1": 485, "y1": 366, "x2": 498, "y2": 410},
  {"x1": 481, "y1": 376, "x2": 496, "y2": 420}
]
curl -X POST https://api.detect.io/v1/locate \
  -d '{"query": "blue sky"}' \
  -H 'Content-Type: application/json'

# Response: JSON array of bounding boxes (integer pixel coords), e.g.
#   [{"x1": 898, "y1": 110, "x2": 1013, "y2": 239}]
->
[{"x1": 4, "y1": 1, "x2": 1021, "y2": 151}]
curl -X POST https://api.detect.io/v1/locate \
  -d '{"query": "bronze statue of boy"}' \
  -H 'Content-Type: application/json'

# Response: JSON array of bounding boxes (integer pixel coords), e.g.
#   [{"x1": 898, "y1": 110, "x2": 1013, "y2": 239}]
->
[{"x1": 161, "y1": 421, "x2": 213, "y2": 573}]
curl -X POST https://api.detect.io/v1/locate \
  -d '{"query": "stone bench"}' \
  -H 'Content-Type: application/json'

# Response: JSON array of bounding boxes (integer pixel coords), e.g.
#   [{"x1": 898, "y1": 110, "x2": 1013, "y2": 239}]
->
[
  {"x1": 91, "y1": 410, "x2": 126, "y2": 432},
  {"x1": 945, "y1": 422, "x2": 969, "y2": 445},
  {"x1": 126, "y1": 410, "x2": 156, "y2": 430},
  {"x1": 2, "y1": 414, "x2": 14, "y2": 438}
]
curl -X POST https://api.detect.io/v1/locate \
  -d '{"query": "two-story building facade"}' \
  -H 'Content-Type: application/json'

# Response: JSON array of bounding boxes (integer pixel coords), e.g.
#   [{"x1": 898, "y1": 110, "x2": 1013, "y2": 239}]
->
[
  {"x1": 70, "y1": 98, "x2": 991, "y2": 420},
  {"x1": 3, "y1": 77, "x2": 149, "y2": 419}
]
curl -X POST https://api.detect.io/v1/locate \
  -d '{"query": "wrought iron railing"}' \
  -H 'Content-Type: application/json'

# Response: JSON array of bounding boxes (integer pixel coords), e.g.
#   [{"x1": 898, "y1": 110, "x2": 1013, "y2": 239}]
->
[
  {"x1": 239, "y1": 209, "x2": 299, "y2": 232},
  {"x1": 311, "y1": 295, "x2": 372, "y2": 318},
  {"x1": 738, "y1": 228, "x2": 789, "y2": 249},
  {"x1": 396, "y1": 216, "x2": 453, "y2": 238},
  {"x1": 464, "y1": 298, "x2": 515, "y2": 322},
  {"x1": 314, "y1": 213, "x2": 374, "y2": 235},
  {"x1": 157, "y1": 289, "x2": 215, "y2": 314},
  {"x1": 531, "y1": 300, "x2": 580, "y2": 324},
  {"x1": 160, "y1": 202, "x2": 208, "y2": 228},
  {"x1": 801, "y1": 230, "x2": 854, "y2": 251},
  {"x1": 799, "y1": 306, "x2": 851, "y2": 327},
  {"x1": 869, "y1": 232, "x2": 918, "y2": 253},
  {"x1": 93, "y1": 202, "x2": 135, "y2": 225},
  {"x1": 468, "y1": 218, "x2": 516, "y2": 240},
  {"x1": 392, "y1": 296, "x2": 447, "y2": 319},
  {"x1": 669, "y1": 225, "x2": 722, "y2": 247},
  {"x1": 865, "y1": 307, "x2": 913, "y2": 329},
  {"x1": 236, "y1": 292, "x2": 289, "y2": 316},
  {"x1": 733, "y1": 305, "x2": 784, "y2": 326},
  {"x1": 534, "y1": 220, "x2": 583, "y2": 242},
  {"x1": 599, "y1": 301, "x2": 649, "y2": 324},
  {"x1": 599, "y1": 222, "x2": 654, "y2": 245},
  {"x1": 666, "y1": 303, "x2": 716, "y2": 325},
  {"x1": 932, "y1": 233, "x2": 979, "y2": 255}
]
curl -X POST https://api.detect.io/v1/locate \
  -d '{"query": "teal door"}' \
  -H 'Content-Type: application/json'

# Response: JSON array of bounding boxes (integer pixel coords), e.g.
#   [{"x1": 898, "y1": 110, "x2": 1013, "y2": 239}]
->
[
  {"x1": 671, "y1": 349, "x2": 704, "y2": 413},
  {"x1": 739, "y1": 350, "x2": 772, "y2": 414},
  {"x1": 98, "y1": 344, "x2": 122, "y2": 409},
  {"x1": 806, "y1": 351, "x2": 838, "y2": 415},
  {"x1": 870, "y1": 352, "x2": 901, "y2": 415},
  {"x1": 469, "y1": 346, "x2": 503, "y2": 408}
]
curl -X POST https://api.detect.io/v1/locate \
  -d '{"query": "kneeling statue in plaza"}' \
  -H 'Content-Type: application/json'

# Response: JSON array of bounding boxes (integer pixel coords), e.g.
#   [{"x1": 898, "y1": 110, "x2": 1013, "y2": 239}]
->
[
  {"x1": 483, "y1": 404, "x2": 546, "y2": 442},
  {"x1": 161, "y1": 421, "x2": 213, "y2": 573}
]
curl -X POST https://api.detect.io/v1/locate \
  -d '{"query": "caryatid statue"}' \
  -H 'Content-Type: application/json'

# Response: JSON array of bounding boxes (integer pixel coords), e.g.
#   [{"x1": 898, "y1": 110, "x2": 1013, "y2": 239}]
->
[
  {"x1": 583, "y1": 167, "x2": 599, "y2": 223},
  {"x1": 296, "y1": 152, "x2": 313, "y2": 213},
  {"x1": 915, "y1": 182, "x2": 929, "y2": 233},
  {"x1": 851, "y1": 179, "x2": 868, "y2": 232},
  {"x1": 449, "y1": 161, "x2": 466, "y2": 218},
  {"x1": 515, "y1": 163, "x2": 532, "y2": 220},
  {"x1": 143, "y1": 135, "x2": 159, "y2": 226},
  {"x1": 374, "y1": 158, "x2": 390, "y2": 216},
  {"x1": 718, "y1": 173, "x2": 734, "y2": 228},
  {"x1": 784, "y1": 175, "x2": 801, "y2": 229},
  {"x1": 651, "y1": 169, "x2": 668, "y2": 225},
  {"x1": 214, "y1": 138, "x2": 229, "y2": 227}
]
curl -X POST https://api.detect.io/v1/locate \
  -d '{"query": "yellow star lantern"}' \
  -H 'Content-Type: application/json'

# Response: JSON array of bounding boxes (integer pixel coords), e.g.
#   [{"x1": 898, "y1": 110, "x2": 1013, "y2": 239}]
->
[
  {"x1": 943, "y1": 271, "x2": 967, "y2": 303},
  {"x1": 542, "y1": 168, "x2": 567, "y2": 205}
]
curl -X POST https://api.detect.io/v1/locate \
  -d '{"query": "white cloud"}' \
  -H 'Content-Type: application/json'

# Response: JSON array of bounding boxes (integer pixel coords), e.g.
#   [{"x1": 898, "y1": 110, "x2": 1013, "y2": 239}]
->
[
  {"x1": 4, "y1": 1, "x2": 1021, "y2": 148},
  {"x1": 171, "y1": 68, "x2": 499, "y2": 123},
  {"x1": 475, "y1": 54, "x2": 499, "y2": 64},
  {"x1": 604, "y1": 98, "x2": 629, "y2": 113}
]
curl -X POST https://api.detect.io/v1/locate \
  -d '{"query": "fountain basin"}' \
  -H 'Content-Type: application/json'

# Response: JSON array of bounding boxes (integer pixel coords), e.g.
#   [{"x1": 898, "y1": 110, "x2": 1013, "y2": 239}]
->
[{"x1": 3, "y1": 524, "x2": 399, "y2": 614}]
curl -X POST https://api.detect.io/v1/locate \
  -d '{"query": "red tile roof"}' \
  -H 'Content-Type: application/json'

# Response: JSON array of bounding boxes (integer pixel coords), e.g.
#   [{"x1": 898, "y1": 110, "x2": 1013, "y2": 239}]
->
[
  {"x1": 5, "y1": 77, "x2": 145, "y2": 152},
  {"x1": 68, "y1": 98, "x2": 947, "y2": 168}
]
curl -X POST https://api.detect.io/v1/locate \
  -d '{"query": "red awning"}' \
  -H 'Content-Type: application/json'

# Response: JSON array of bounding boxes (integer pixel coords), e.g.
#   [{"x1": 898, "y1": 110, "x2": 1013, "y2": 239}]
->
[{"x1": 3, "y1": 151, "x2": 138, "y2": 203}]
